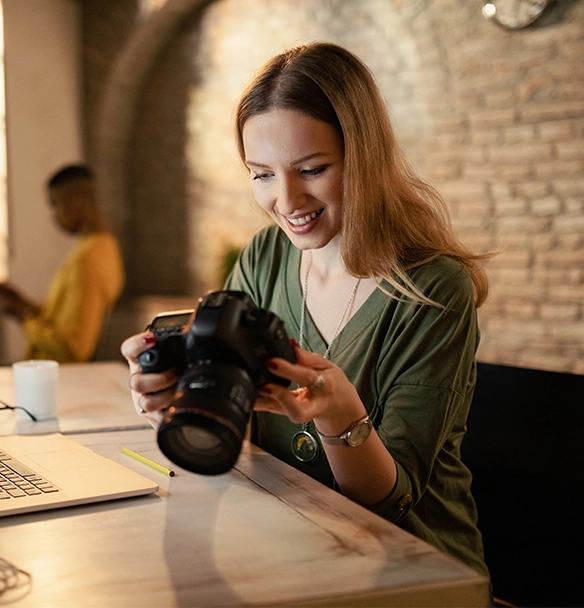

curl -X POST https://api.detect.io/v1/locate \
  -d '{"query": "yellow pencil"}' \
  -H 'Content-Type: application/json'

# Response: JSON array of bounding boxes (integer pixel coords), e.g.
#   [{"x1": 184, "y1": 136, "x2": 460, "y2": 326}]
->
[{"x1": 122, "y1": 447, "x2": 175, "y2": 477}]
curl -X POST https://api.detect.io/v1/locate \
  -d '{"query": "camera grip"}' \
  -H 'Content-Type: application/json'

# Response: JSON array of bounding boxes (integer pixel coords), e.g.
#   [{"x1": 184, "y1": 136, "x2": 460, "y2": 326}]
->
[{"x1": 138, "y1": 337, "x2": 186, "y2": 374}]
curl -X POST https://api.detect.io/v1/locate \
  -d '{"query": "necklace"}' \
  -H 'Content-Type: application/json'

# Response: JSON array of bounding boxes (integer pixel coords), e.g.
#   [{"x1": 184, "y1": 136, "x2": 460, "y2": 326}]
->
[{"x1": 291, "y1": 250, "x2": 362, "y2": 463}]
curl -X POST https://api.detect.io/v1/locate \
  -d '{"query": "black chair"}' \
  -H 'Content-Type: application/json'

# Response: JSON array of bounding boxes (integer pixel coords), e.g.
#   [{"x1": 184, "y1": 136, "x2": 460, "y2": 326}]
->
[{"x1": 462, "y1": 362, "x2": 584, "y2": 607}]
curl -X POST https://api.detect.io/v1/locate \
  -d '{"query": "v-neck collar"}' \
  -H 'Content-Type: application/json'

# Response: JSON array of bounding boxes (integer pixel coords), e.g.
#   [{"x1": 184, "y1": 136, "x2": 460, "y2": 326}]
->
[{"x1": 283, "y1": 242, "x2": 388, "y2": 360}]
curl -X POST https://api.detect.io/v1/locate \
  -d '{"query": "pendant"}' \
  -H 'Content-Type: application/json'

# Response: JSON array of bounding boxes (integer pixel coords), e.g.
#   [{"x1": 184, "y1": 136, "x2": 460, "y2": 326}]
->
[{"x1": 291, "y1": 429, "x2": 319, "y2": 462}]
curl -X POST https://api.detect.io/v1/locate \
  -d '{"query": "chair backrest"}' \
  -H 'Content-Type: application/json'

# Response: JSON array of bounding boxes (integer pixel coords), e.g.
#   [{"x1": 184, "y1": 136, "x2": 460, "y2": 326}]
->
[{"x1": 462, "y1": 362, "x2": 584, "y2": 607}]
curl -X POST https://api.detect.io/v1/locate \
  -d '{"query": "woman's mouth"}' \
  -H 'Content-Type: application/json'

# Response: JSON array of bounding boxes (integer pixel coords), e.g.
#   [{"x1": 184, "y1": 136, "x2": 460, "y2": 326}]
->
[{"x1": 286, "y1": 208, "x2": 324, "y2": 227}]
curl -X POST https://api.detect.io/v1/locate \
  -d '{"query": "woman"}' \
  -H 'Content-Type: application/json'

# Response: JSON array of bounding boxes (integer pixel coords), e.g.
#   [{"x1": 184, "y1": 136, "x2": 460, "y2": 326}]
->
[{"x1": 122, "y1": 42, "x2": 491, "y2": 577}]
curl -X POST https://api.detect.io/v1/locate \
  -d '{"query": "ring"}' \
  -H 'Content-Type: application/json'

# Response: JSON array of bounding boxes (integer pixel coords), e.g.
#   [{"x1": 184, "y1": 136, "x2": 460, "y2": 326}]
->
[{"x1": 309, "y1": 373, "x2": 325, "y2": 391}]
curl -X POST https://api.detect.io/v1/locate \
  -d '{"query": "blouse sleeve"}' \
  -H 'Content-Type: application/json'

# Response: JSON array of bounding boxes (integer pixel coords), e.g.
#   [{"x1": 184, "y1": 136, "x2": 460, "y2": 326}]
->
[{"x1": 368, "y1": 260, "x2": 479, "y2": 523}]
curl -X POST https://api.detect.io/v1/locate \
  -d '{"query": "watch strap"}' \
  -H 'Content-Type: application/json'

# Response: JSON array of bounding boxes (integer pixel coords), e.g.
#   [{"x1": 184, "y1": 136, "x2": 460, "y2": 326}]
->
[{"x1": 316, "y1": 415, "x2": 372, "y2": 446}]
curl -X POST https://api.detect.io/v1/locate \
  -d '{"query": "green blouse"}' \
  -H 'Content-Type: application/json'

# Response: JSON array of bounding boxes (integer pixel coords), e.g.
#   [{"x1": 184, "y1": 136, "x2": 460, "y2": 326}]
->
[{"x1": 226, "y1": 225, "x2": 488, "y2": 577}]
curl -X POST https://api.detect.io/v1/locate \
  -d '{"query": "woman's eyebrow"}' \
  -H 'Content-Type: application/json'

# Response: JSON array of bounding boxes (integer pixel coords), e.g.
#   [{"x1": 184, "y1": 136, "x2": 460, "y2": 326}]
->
[{"x1": 245, "y1": 152, "x2": 330, "y2": 169}]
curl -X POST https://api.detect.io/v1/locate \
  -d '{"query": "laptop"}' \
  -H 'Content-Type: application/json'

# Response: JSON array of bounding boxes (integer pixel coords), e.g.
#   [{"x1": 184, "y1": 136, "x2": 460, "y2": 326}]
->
[{"x1": 0, "y1": 433, "x2": 159, "y2": 517}]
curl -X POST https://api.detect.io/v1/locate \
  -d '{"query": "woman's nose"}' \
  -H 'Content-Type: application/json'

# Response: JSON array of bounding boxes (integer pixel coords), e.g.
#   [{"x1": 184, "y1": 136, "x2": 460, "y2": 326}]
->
[{"x1": 276, "y1": 177, "x2": 305, "y2": 214}]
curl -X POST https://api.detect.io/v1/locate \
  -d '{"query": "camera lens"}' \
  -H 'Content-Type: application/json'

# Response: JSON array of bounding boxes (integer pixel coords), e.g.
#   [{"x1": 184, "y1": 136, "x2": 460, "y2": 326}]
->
[
  {"x1": 180, "y1": 426, "x2": 223, "y2": 452},
  {"x1": 157, "y1": 362, "x2": 256, "y2": 475}
]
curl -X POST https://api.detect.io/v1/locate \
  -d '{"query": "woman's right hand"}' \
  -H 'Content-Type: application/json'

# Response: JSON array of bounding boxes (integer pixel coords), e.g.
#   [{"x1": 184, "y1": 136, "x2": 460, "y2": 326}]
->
[{"x1": 120, "y1": 332, "x2": 179, "y2": 429}]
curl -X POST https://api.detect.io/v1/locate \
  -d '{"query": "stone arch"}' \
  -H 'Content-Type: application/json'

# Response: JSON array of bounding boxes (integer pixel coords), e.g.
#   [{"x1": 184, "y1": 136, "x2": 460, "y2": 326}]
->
[{"x1": 95, "y1": 0, "x2": 214, "y2": 239}]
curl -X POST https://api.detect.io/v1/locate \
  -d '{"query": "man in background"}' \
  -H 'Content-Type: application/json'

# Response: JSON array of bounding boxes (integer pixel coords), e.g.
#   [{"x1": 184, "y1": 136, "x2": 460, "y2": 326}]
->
[{"x1": 0, "y1": 165, "x2": 125, "y2": 362}]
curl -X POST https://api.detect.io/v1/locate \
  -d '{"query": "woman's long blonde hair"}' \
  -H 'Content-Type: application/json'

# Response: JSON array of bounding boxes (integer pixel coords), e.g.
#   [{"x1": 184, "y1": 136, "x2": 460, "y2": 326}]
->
[{"x1": 236, "y1": 42, "x2": 491, "y2": 307}]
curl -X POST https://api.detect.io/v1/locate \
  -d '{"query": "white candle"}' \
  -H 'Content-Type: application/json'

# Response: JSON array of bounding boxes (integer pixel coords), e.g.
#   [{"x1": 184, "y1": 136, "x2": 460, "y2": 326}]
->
[{"x1": 12, "y1": 360, "x2": 59, "y2": 421}]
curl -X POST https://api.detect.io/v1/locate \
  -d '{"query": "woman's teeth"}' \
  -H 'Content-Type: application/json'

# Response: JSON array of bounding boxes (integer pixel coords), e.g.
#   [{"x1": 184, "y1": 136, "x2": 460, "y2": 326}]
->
[{"x1": 288, "y1": 209, "x2": 323, "y2": 226}]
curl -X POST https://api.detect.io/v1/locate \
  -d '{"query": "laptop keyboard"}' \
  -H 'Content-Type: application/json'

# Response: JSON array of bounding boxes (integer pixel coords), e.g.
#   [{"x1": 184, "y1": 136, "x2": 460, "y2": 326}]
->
[{"x1": 0, "y1": 450, "x2": 60, "y2": 500}]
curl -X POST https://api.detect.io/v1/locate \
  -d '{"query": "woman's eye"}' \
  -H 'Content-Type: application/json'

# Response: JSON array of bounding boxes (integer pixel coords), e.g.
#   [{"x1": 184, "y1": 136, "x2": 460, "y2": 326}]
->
[
  {"x1": 301, "y1": 166, "x2": 326, "y2": 177},
  {"x1": 252, "y1": 172, "x2": 272, "y2": 181}
]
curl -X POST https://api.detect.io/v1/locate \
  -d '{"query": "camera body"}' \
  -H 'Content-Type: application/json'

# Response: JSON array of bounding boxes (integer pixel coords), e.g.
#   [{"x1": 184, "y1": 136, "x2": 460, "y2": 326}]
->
[
  {"x1": 138, "y1": 290, "x2": 296, "y2": 475},
  {"x1": 138, "y1": 309, "x2": 195, "y2": 374}
]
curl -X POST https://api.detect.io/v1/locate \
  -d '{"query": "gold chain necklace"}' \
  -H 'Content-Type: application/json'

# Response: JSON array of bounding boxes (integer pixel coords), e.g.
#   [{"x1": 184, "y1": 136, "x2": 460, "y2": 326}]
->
[{"x1": 291, "y1": 250, "x2": 361, "y2": 463}]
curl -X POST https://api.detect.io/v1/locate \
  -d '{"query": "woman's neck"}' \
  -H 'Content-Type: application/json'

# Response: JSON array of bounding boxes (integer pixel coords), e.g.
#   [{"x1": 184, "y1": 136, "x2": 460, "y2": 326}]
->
[
  {"x1": 297, "y1": 233, "x2": 379, "y2": 345},
  {"x1": 302, "y1": 234, "x2": 347, "y2": 284}
]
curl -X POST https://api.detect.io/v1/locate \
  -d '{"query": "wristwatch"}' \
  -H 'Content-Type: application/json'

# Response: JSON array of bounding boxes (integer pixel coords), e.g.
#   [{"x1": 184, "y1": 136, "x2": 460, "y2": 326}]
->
[{"x1": 316, "y1": 415, "x2": 373, "y2": 447}]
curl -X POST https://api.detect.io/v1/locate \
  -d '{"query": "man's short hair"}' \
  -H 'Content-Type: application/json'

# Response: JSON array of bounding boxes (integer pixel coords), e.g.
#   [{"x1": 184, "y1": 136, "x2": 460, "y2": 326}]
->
[{"x1": 48, "y1": 165, "x2": 94, "y2": 189}]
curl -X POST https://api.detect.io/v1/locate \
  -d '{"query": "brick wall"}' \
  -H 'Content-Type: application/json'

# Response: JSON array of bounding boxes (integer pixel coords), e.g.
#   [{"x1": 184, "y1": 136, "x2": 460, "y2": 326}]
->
[{"x1": 83, "y1": 0, "x2": 584, "y2": 373}]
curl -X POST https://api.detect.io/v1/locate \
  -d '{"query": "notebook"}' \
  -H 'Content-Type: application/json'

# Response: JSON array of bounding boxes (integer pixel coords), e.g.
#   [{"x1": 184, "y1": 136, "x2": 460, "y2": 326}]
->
[{"x1": 0, "y1": 433, "x2": 159, "y2": 517}]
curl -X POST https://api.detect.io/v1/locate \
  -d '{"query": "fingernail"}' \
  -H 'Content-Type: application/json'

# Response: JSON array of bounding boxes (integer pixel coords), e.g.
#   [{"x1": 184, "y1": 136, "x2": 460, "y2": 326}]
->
[
  {"x1": 290, "y1": 338, "x2": 299, "y2": 348},
  {"x1": 259, "y1": 386, "x2": 272, "y2": 396},
  {"x1": 143, "y1": 333, "x2": 156, "y2": 345},
  {"x1": 266, "y1": 359, "x2": 278, "y2": 370}
]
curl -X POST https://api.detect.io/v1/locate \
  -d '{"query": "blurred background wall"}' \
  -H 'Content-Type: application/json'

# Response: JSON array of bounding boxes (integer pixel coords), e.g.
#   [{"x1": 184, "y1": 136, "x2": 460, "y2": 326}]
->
[
  {"x1": 1, "y1": 0, "x2": 583, "y2": 373},
  {"x1": 1, "y1": 0, "x2": 83, "y2": 362}
]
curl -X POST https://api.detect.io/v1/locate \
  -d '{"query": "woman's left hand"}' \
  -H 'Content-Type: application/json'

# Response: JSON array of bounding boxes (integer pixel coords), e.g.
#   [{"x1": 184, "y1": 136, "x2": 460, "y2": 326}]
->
[
  {"x1": 257, "y1": 342, "x2": 397, "y2": 507},
  {"x1": 255, "y1": 343, "x2": 367, "y2": 437}
]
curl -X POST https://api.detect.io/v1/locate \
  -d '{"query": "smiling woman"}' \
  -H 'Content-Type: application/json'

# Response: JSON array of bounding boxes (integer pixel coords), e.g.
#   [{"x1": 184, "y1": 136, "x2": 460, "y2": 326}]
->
[{"x1": 122, "y1": 42, "x2": 494, "y2": 583}]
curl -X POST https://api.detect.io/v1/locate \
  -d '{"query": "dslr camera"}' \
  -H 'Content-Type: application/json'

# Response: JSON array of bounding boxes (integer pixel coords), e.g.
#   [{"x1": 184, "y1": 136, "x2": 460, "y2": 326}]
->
[{"x1": 138, "y1": 290, "x2": 295, "y2": 475}]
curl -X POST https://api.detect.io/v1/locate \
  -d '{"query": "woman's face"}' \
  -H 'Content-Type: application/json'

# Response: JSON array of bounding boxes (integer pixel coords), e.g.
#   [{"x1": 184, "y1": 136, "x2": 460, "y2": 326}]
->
[{"x1": 242, "y1": 109, "x2": 344, "y2": 251}]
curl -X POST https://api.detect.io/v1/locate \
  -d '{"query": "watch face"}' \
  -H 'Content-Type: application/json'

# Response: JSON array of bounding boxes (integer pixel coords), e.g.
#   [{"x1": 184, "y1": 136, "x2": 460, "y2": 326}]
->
[
  {"x1": 482, "y1": 0, "x2": 550, "y2": 30},
  {"x1": 346, "y1": 419, "x2": 372, "y2": 447}
]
